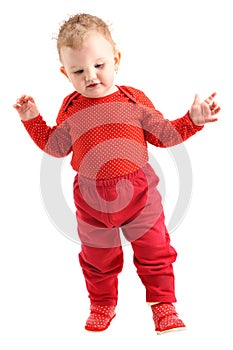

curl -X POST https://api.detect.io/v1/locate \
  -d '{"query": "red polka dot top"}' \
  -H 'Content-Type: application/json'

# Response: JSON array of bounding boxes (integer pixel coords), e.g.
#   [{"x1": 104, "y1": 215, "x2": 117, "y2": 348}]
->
[{"x1": 22, "y1": 86, "x2": 203, "y2": 179}]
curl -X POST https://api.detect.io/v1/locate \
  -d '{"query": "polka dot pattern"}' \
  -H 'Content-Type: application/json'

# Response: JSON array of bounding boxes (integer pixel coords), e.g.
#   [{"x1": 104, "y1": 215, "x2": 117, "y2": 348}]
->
[
  {"x1": 22, "y1": 86, "x2": 203, "y2": 179},
  {"x1": 85, "y1": 304, "x2": 116, "y2": 332},
  {"x1": 151, "y1": 302, "x2": 186, "y2": 334}
]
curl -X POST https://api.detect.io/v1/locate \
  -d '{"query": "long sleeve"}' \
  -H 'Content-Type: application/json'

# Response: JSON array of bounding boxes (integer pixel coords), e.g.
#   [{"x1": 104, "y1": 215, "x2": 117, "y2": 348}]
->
[
  {"x1": 142, "y1": 108, "x2": 204, "y2": 148},
  {"x1": 22, "y1": 115, "x2": 72, "y2": 157},
  {"x1": 121, "y1": 86, "x2": 204, "y2": 148}
]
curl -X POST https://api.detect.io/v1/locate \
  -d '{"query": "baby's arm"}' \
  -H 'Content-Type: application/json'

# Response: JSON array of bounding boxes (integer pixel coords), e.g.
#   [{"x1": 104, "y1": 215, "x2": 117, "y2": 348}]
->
[
  {"x1": 141, "y1": 91, "x2": 220, "y2": 148},
  {"x1": 13, "y1": 94, "x2": 72, "y2": 157},
  {"x1": 13, "y1": 95, "x2": 40, "y2": 121}
]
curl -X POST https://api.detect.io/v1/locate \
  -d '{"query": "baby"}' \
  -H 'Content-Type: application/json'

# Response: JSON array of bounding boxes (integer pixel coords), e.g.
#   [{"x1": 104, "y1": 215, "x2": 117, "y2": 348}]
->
[{"x1": 14, "y1": 13, "x2": 220, "y2": 334}]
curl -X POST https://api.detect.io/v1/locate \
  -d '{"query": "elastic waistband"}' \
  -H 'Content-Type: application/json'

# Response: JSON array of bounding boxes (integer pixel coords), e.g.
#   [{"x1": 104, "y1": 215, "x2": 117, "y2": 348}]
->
[{"x1": 75, "y1": 163, "x2": 153, "y2": 188}]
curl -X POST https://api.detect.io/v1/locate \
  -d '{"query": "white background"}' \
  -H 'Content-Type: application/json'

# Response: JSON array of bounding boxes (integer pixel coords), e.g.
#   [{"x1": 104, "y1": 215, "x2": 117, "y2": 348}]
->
[{"x1": 1, "y1": 0, "x2": 232, "y2": 349}]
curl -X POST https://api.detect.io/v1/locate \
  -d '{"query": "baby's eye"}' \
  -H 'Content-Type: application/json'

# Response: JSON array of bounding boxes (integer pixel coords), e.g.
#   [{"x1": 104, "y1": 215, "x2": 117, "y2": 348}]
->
[
  {"x1": 74, "y1": 69, "x2": 84, "y2": 75},
  {"x1": 95, "y1": 63, "x2": 104, "y2": 69}
]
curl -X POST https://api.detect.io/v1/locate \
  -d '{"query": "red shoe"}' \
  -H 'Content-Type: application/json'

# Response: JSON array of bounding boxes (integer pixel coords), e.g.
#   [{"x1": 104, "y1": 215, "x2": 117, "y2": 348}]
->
[
  {"x1": 85, "y1": 304, "x2": 116, "y2": 332},
  {"x1": 151, "y1": 303, "x2": 186, "y2": 335}
]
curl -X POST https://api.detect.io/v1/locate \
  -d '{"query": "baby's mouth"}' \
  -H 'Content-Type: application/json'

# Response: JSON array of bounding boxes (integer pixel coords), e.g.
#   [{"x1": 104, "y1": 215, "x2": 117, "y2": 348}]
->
[{"x1": 87, "y1": 82, "x2": 101, "y2": 88}]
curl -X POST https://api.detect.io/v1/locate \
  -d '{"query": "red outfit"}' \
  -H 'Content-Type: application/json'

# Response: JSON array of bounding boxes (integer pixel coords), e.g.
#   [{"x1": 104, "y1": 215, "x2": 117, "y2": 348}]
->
[
  {"x1": 75, "y1": 164, "x2": 177, "y2": 304},
  {"x1": 22, "y1": 86, "x2": 202, "y2": 179},
  {"x1": 22, "y1": 86, "x2": 203, "y2": 305}
]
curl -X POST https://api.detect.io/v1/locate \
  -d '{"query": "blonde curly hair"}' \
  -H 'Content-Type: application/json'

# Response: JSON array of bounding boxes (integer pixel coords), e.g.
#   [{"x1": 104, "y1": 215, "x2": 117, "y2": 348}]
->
[{"x1": 57, "y1": 13, "x2": 116, "y2": 61}]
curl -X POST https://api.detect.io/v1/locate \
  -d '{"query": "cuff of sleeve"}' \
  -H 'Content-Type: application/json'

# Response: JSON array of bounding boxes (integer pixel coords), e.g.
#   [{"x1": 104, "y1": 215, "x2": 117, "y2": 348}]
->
[
  {"x1": 21, "y1": 114, "x2": 41, "y2": 125},
  {"x1": 185, "y1": 111, "x2": 204, "y2": 131}
]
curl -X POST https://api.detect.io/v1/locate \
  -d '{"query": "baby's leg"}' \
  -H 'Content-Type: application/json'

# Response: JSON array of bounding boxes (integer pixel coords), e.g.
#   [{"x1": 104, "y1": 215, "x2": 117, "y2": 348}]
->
[
  {"x1": 79, "y1": 244, "x2": 123, "y2": 306},
  {"x1": 79, "y1": 244, "x2": 123, "y2": 331}
]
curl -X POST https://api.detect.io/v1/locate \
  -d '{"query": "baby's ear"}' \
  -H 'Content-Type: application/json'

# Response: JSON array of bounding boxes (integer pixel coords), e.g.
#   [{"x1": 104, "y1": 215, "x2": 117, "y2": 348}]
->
[
  {"x1": 114, "y1": 50, "x2": 121, "y2": 70},
  {"x1": 60, "y1": 66, "x2": 70, "y2": 80}
]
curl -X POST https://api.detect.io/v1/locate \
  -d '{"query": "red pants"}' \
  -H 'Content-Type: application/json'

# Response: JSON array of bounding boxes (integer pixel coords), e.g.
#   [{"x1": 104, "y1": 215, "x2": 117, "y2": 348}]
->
[{"x1": 73, "y1": 164, "x2": 177, "y2": 305}]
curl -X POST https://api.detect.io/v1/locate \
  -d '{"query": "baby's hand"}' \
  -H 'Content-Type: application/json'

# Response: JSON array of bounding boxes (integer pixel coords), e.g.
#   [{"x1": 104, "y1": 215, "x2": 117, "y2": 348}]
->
[
  {"x1": 189, "y1": 92, "x2": 221, "y2": 126},
  {"x1": 13, "y1": 95, "x2": 40, "y2": 121}
]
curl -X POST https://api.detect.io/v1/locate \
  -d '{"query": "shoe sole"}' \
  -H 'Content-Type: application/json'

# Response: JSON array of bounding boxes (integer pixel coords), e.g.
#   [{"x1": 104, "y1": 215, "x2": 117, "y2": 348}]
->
[{"x1": 156, "y1": 326, "x2": 186, "y2": 335}]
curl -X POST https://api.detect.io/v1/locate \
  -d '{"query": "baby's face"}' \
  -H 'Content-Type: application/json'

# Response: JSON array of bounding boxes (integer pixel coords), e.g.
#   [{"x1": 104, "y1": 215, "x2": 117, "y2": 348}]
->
[{"x1": 60, "y1": 31, "x2": 121, "y2": 98}]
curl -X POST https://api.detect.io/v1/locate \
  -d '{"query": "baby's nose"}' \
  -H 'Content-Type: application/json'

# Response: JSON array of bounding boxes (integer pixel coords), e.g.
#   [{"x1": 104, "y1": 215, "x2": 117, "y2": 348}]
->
[{"x1": 85, "y1": 68, "x2": 97, "y2": 82}]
